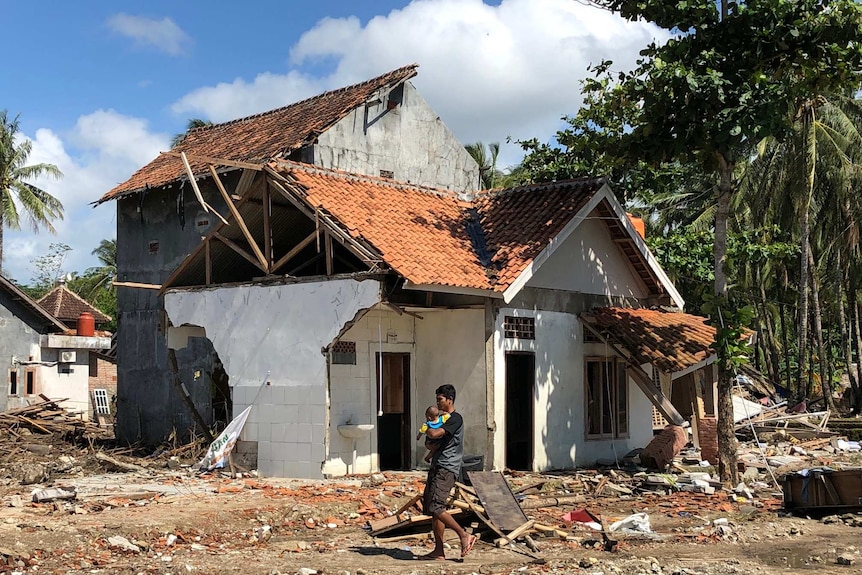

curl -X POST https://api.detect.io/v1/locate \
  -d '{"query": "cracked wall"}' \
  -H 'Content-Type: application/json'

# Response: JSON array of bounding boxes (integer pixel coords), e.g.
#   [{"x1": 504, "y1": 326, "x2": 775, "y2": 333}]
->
[{"x1": 164, "y1": 277, "x2": 381, "y2": 478}]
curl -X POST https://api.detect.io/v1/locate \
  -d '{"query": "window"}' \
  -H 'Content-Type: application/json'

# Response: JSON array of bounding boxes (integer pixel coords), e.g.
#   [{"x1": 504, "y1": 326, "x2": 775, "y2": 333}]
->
[
  {"x1": 25, "y1": 369, "x2": 36, "y2": 395},
  {"x1": 331, "y1": 340, "x2": 357, "y2": 365},
  {"x1": 585, "y1": 359, "x2": 628, "y2": 439},
  {"x1": 9, "y1": 370, "x2": 17, "y2": 396},
  {"x1": 504, "y1": 316, "x2": 535, "y2": 339},
  {"x1": 583, "y1": 325, "x2": 601, "y2": 343}
]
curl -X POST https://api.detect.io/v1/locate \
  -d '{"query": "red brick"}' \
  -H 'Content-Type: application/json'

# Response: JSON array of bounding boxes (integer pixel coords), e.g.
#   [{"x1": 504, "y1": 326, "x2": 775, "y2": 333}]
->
[{"x1": 641, "y1": 425, "x2": 688, "y2": 470}]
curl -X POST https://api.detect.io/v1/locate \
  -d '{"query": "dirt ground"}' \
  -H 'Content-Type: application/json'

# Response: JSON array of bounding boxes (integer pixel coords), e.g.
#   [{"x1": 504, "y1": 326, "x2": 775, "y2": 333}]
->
[{"x1": 1, "y1": 458, "x2": 861, "y2": 575}]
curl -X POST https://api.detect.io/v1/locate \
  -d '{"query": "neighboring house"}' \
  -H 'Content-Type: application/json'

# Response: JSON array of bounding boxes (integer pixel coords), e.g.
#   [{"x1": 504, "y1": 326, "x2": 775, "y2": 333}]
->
[
  {"x1": 94, "y1": 64, "x2": 481, "y2": 446},
  {"x1": 0, "y1": 276, "x2": 111, "y2": 419},
  {"x1": 157, "y1": 159, "x2": 720, "y2": 479},
  {"x1": 38, "y1": 283, "x2": 117, "y2": 422}
]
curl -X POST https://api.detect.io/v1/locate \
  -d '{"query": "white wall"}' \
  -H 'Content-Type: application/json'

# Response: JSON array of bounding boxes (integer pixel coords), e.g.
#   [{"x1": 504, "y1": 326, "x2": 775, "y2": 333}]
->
[
  {"x1": 494, "y1": 308, "x2": 653, "y2": 471},
  {"x1": 38, "y1": 349, "x2": 92, "y2": 418},
  {"x1": 324, "y1": 307, "x2": 486, "y2": 476},
  {"x1": 165, "y1": 278, "x2": 381, "y2": 478},
  {"x1": 527, "y1": 211, "x2": 648, "y2": 298}
]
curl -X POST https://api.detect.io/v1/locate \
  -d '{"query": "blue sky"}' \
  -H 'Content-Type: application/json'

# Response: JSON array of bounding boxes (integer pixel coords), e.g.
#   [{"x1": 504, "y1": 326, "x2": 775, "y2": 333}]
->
[{"x1": 2, "y1": 0, "x2": 664, "y2": 283}]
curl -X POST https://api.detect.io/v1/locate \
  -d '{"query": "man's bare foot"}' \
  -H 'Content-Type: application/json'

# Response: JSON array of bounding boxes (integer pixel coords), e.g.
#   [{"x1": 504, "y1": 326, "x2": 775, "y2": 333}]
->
[{"x1": 460, "y1": 534, "x2": 477, "y2": 558}]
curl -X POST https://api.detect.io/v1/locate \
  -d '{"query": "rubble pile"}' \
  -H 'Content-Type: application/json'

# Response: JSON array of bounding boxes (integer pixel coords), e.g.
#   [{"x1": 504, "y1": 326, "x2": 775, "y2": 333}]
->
[{"x1": 0, "y1": 397, "x2": 112, "y2": 441}]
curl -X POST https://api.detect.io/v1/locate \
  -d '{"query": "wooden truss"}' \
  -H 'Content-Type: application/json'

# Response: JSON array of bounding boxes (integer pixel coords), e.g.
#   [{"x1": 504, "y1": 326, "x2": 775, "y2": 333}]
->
[{"x1": 160, "y1": 153, "x2": 384, "y2": 292}]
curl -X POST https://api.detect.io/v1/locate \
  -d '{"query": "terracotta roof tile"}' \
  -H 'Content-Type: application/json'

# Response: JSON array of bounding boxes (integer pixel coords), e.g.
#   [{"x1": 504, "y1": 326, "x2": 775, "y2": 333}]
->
[
  {"x1": 282, "y1": 164, "x2": 605, "y2": 291},
  {"x1": 38, "y1": 285, "x2": 112, "y2": 324},
  {"x1": 97, "y1": 65, "x2": 418, "y2": 203},
  {"x1": 580, "y1": 307, "x2": 716, "y2": 373}
]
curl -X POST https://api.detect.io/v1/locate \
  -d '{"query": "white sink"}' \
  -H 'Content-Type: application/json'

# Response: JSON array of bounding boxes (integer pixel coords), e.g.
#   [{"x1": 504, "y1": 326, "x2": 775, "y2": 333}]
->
[{"x1": 337, "y1": 423, "x2": 375, "y2": 439}]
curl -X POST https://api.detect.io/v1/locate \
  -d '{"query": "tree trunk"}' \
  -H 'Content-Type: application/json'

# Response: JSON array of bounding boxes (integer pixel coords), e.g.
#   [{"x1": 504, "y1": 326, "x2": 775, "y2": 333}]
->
[
  {"x1": 797, "y1": 208, "x2": 810, "y2": 401},
  {"x1": 852, "y1": 283, "x2": 862, "y2": 414},
  {"x1": 0, "y1": 215, "x2": 4, "y2": 271},
  {"x1": 780, "y1": 298, "x2": 792, "y2": 392},
  {"x1": 835, "y1": 257, "x2": 859, "y2": 414},
  {"x1": 758, "y1": 279, "x2": 781, "y2": 386},
  {"x1": 714, "y1": 154, "x2": 738, "y2": 485},
  {"x1": 808, "y1": 246, "x2": 834, "y2": 412}
]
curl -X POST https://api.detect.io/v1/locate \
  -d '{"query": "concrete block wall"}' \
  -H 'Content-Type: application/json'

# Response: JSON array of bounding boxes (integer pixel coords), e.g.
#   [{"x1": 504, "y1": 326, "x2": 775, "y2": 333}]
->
[{"x1": 233, "y1": 383, "x2": 327, "y2": 479}]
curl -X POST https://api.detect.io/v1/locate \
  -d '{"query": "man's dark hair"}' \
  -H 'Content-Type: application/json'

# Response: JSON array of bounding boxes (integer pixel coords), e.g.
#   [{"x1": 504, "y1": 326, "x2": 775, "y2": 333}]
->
[{"x1": 436, "y1": 384, "x2": 456, "y2": 402}]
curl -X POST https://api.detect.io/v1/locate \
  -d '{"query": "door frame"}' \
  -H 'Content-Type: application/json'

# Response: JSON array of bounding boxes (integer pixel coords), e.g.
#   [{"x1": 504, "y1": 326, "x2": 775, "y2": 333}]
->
[
  {"x1": 367, "y1": 342, "x2": 416, "y2": 471},
  {"x1": 504, "y1": 350, "x2": 536, "y2": 471}
]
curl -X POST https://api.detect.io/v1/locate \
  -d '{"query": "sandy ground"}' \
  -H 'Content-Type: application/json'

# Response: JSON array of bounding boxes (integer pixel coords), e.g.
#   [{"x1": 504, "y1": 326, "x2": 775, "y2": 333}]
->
[{"x1": 1, "y1": 464, "x2": 860, "y2": 575}]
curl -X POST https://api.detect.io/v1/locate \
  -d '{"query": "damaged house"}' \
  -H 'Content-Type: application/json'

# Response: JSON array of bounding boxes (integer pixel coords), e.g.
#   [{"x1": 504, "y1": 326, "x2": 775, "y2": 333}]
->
[
  {"x1": 97, "y1": 64, "x2": 724, "y2": 478},
  {"x1": 154, "y1": 158, "x2": 720, "y2": 479},
  {"x1": 94, "y1": 64, "x2": 481, "y2": 446}
]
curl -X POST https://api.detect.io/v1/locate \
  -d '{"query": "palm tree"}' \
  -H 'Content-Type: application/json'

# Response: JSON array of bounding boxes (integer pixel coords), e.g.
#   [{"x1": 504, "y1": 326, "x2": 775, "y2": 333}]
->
[
  {"x1": 171, "y1": 118, "x2": 213, "y2": 148},
  {"x1": 87, "y1": 238, "x2": 117, "y2": 295},
  {"x1": 466, "y1": 142, "x2": 501, "y2": 189},
  {"x1": 0, "y1": 111, "x2": 64, "y2": 267}
]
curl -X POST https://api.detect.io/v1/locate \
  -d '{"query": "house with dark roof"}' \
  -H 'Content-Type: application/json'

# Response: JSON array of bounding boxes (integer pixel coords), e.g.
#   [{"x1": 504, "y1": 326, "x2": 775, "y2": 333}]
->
[
  {"x1": 0, "y1": 276, "x2": 111, "y2": 419},
  {"x1": 95, "y1": 65, "x2": 481, "y2": 447},
  {"x1": 156, "y1": 158, "x2": 722, "y2": 478}
]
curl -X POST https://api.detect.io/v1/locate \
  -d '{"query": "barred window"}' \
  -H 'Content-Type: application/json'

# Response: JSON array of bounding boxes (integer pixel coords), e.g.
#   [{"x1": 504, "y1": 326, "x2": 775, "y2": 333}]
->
[
  {"x1": 331, "y1": 340, "x2": 357, "y2": 365},
  {"x1": 504, "y1": 316, "x2": 535, "y2": 340}
]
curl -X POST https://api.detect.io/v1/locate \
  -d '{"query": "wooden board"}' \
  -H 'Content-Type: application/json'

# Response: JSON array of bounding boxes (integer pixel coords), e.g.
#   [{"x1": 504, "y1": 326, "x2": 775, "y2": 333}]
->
[{"x1": 467, "y1": 471, "x2": 529, "y2": 532}]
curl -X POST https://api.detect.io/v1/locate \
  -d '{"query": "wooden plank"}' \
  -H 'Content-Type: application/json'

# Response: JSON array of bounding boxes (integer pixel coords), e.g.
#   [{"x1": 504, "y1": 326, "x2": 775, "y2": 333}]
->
[
  {"x1": 272, "y1": 231, "x2": 317, "y2": 273},
  {"x1": 494, "y1": 519, "x2": 535, "y2": 547},
  {"x1": 262, "y1": 182, "x2": 272, "y2": 267},
  {"x1": 205, "y1": 238, "x2": 211, "y2": 285},
  {"x1": 162, "y1": 151, "x2": 263, "y2": 171},
  {"x1": 213, "y1": 232, "x2": 267, "y2": 274},
  {"x1": 209, "y1": 165, "x2": 268, "y2": 271},
  {"x1": 325, "y1": 231, "x2": 333, "y2": 276},
  {"x1": 457, "y1": 487, "x2": 507, "y2": 540},
  {"x1": 820, "y1": 474, "x2": 841, "y2": 505},
  {"x1": 180, "y1": 152, "x2": 208, "y2": 213},
  {"x1": 113, "y1": 281, "x2": 162, "y2": 290},
  {"x1": 467, "y1": 471, "x2": 529, "y2": 532}
]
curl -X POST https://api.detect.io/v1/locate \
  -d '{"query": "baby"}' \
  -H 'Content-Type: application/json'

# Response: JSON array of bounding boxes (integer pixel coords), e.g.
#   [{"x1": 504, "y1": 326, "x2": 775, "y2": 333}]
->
[{"x1": 416, "y1": 405, "x2": 450, "y2": 463}]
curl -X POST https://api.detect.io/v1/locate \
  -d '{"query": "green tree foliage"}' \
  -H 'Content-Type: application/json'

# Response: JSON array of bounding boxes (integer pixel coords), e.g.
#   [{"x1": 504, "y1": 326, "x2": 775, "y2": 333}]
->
[
  {"x1": 523, "y1": 0, "x2": 862, "y2": 482},
  {"x1": 171, "y1": 118, "x2": 213, "y2": 148},
  {"x1": 0, "y1": 111, "x2": 64, "y2": 268}
]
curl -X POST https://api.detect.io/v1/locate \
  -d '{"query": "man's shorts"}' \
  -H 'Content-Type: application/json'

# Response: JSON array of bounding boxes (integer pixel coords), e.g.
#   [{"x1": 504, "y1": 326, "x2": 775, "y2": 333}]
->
[{"x1": 423, "y1": 466, "x2": 457, "y2": 517}]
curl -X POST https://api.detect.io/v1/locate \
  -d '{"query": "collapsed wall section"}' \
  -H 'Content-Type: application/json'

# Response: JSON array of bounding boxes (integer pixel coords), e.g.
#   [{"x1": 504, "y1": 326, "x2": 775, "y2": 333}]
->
[{"x1": 164, "y1": 277, "x2": 381, "y2": 478}]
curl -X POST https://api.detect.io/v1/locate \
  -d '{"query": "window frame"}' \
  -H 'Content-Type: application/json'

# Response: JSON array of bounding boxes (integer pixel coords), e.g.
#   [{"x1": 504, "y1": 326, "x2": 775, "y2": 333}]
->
[
  {"x1": 584, "y1": 357, "x2": 629, "y2": 440},
  {"x1": 24, "y1": 368, "x2": 37, "y2": 396},
  {"x1": 9, "y1": 369, "x2": 18, "y2": 396}
]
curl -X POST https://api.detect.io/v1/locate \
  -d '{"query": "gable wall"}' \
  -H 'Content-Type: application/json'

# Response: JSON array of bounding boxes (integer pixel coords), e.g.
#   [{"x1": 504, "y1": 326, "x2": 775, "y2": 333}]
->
[
  {"x1": 315, "y1": 82, "x2": 480, "y2": 194},
  {"x1": 526, "y1": 210, "x2": 648, "y2": 298},
  {"x1": 0, "y1": 293, "x2": 42, "y2": 411}
]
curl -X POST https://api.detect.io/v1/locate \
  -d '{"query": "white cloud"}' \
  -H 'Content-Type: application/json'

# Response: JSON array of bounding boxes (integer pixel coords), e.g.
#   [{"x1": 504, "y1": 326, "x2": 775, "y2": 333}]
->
[
  {"x1": 107, "y1": 13, "x2": 191, "y2": 56},
  {"x1": 171, "y1": 0, "x2": 668, "y2": 168},
  {"x1": 3, "y1": 112, "x2": 170, "y2": 284}
]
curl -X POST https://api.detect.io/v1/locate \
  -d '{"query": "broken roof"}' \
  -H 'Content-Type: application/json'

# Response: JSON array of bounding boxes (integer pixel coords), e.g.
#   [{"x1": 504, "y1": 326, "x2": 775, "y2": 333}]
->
[
  {"x1": 38, "y1": 284, "x2": 112, "y2": 324},
  {"x1": 164, "y1": 160, "x2": 681, "y2": 306},
  {"x1": 580, "y1": 307, "x2": 716, "y2": 373},
  {"x1": 289, "y1": 163, "x2": 605, "y2": 291},
  {"x1": 96, "y1": 64, "x2": 419, "y2": 203}
]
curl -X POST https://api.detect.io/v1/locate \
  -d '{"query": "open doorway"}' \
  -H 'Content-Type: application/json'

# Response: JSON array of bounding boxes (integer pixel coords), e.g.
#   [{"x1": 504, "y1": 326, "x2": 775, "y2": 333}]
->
[
  {"x1": 505, "y1": 352, "x2": 535, "y2": 471},
  {"x1": 377, "y1": 353, "x2": 411, "y2": 470}
]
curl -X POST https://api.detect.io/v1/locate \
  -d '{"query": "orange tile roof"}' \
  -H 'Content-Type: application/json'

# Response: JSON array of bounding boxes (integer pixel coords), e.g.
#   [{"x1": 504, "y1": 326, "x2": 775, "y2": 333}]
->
[
  {"x1": 38, "y1": 284, "x2": 112, "y2": 324},
  {"x1": 282, "y1": 163, "x2": 605, "y2": 291},
  {"x1": 580, "y1": 307, "x2": 716, "y2": 373},
  {"x1": 97, "y1": 65, "x2": 419, "y2": 203}
]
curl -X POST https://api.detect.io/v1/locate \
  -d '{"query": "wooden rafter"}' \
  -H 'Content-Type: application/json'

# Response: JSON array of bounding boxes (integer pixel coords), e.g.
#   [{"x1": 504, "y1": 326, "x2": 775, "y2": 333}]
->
[
  {"x1": 208, "y1": 165, "x2": 268, "y2": 271},
  {"x1": 160, "y1": 175, "x2": 266, "y2": 293},
  {"x1": 205, "y1": 238, "x2": 212, "y2": 285},
  {"x1": 272, "y1": 230, "x2": 318, "y2": 273},
  {"x1": 162, "y1": 151, "x2": 264, "y2": 171},
  {"x1": 213, "y1": 232, "x2": 267, "y2": 274},
  {"x1": 581, "y1": 319, "x2": 685, "y2": 425},
  {"x1": 262, "y1": 182, "x2": 272, "y2": 267}
]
